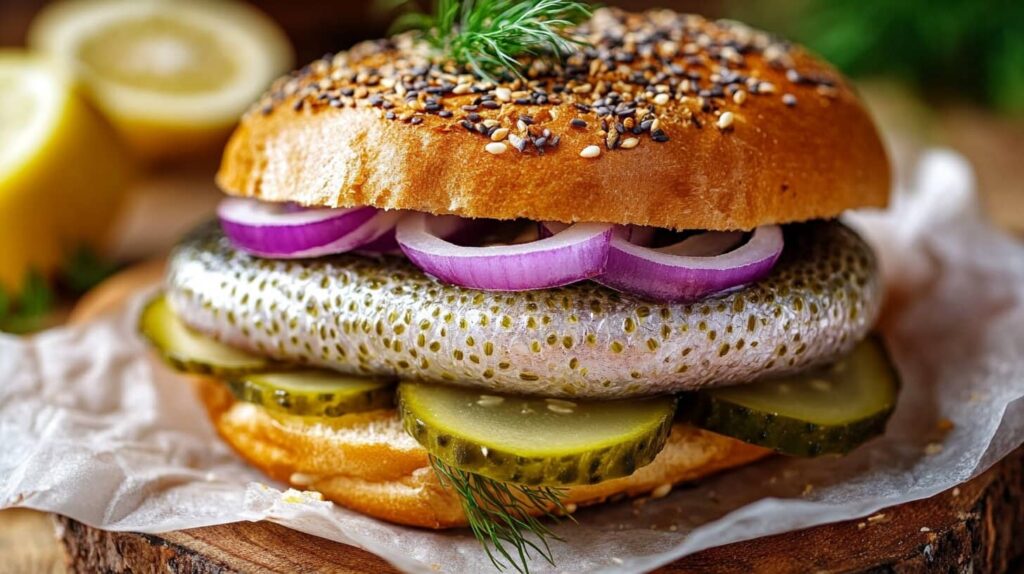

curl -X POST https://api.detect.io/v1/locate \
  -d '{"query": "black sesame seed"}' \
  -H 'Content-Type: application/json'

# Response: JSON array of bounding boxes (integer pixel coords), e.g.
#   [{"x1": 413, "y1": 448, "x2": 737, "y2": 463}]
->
[
  {"x1": 481, "y1": 100, "x2": 500, "y2": 109},
  {"x1": 651, "y1": 130, "x2": 670, "y2": 142},
  {"x1": 570, "y1": 118, "x2": 588, "y2": 128}
]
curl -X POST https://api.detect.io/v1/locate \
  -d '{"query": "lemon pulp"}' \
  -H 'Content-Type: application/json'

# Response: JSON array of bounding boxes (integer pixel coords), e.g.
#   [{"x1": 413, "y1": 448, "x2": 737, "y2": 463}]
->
[{"x1": 0, "y1": 51, "x2": 132, "y2": 293}]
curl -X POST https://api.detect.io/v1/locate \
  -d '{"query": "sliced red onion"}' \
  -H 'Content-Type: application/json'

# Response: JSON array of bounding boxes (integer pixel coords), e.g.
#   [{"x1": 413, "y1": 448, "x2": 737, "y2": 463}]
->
[
  {"x1": 357, "y1": 214, "x2": 478, "y2": 256},
  {"x1": 396, "y1": 213, "x2": 613, "y2": 291},
  {"x1": 218, "y1": 198, "x2": 402, "y2": 259},
  {"x1": 596, "y1": 225, "x2": 784, "y2": 302}
]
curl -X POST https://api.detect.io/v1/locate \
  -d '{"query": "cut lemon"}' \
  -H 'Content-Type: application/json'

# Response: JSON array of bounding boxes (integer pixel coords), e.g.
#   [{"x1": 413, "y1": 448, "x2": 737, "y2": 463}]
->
[
  {"x1": 0, "y1": 51, "x2": 132, "y2": 293},
  {"x1": 29, "y1": 0, "x2": 293, "y2": 161}
]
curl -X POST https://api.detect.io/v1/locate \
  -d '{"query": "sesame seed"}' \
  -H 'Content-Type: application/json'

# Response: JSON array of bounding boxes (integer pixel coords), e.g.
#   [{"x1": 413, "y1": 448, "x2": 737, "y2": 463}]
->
[
  {"x1": 651, "y1": 483, "x2": 672, "y2": 499},
  {"x1": 508, "y1": 133, "x2": 527, "y2": 152},
  {"x1": 716, "y1": 111, "x2": 735, "y2": 130},
  {"x1": 653, "y1": 93, "x2": 671, "y2": 105},
  {"x1": 485, "y1": 142, "x2": 508, "y2": 155},
  {"x1": 733, "y1": 89, "x2": 747, "y2": 105},
  {"x1": 621, "y1": 137, "x2": 639, "y2": 149},
  {"x1": 580, "y1": 145, "x2": 601, "y2": 158},
  {"x1": 490, "y1": 128, "x2": 510, "y2": 142},
  {"x1": 783, "y1": 93, "x2": 798, "y2": 107},
  {"x1": 570, "y1": 118, "x2": 588, "y2": 129},
  {"x1": 494, "y1": 87, "x2": 512, "y2": 102}
]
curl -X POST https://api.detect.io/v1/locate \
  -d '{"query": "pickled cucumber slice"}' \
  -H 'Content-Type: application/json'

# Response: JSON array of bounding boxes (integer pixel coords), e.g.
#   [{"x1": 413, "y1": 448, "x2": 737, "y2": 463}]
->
[
  {"x1": 397, "y1": 382, "x2": 676, "y2": 486},
  {"x1": 139, "y1": 295, "x2": 270, "y2": 375},
  {"x1": 680, "y1": 337, "x2": 899, "y2": 457},
  {"x1": 228, "y1": 371, "x2": 395, "y2": 417}
]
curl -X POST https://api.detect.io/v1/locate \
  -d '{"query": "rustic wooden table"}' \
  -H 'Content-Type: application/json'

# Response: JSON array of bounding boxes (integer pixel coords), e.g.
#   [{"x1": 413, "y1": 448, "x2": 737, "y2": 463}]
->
[{"x1": 2, "y1": 96, "x2": 1023, "y2": 573}]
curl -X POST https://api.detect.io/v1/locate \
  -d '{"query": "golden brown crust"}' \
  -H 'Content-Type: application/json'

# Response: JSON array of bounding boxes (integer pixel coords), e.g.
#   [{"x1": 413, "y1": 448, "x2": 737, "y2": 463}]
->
[
  {"x1": 194, "y1": 376, "x2": 770, "y2": 529},
  {"x1": 217, "y1": 9, "x2": 889, "y2": 231}
]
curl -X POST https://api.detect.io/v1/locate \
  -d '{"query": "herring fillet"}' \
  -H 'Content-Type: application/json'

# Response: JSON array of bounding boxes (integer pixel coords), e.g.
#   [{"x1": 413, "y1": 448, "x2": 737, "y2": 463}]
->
[{"x1": 166, "y1": 221, "x2": 881, "y2": 399}]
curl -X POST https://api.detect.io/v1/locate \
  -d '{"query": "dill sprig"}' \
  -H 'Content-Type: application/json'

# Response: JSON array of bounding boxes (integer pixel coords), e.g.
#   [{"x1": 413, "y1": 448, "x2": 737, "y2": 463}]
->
[
  {"x1": 430, "y1": 455, "x2": 574, "y2": 573},
  {"x1": 391, "y1": 0, "x2": 592, "y2": 79}
]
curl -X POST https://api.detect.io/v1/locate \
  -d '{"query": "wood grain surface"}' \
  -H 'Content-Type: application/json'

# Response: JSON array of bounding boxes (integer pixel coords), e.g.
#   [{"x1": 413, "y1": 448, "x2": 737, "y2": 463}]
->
[{"x1": 51, "y1": 444, "x2": 1024, "y2": 573}]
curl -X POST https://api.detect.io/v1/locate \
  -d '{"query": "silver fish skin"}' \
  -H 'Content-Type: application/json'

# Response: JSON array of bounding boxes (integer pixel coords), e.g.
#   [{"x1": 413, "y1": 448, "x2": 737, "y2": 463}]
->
[{"x1": 166, "y1": 221, "x2": 881, "y2": 399}]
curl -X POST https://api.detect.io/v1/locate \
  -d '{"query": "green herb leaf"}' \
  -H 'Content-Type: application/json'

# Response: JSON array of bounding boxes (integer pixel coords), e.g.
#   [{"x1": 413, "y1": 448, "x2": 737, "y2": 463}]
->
[
  {"x1": 430, "y1": 455, "x2": 573, "y2": 573},
  {"x1": 61, "y1": 246, "x2": 118, "y2": 295},
  {"x1": 0, "y1": 271, "x2": 55, "y2": 334},
  {"x1": 395, "y1": 0, "x2": 592, "y2": 79}
]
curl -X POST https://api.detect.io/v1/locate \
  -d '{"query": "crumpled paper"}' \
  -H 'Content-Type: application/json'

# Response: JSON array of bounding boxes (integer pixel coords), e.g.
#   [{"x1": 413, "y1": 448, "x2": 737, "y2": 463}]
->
[{"x1": 2, "y1": 149, "x2": 1023, "y2": 573}]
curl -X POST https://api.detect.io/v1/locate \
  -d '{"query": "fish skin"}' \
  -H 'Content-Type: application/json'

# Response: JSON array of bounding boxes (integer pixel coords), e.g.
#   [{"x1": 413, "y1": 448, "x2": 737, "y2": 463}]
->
[{"x1": 166, "y1": 221, "x2": 881, "y2": 399}]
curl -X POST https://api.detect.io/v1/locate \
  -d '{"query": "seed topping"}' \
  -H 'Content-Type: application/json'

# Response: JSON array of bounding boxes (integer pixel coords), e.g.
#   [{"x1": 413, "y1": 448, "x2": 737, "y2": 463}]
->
[{"x1": 253, "y1": 8, "x2": 842, "y2": 160}]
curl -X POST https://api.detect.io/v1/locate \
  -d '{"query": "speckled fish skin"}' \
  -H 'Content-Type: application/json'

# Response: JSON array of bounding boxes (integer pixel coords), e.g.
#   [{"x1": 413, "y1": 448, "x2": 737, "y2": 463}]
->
[{"x1": 166, "y1": 221, "x2": 881, "y2": 399}]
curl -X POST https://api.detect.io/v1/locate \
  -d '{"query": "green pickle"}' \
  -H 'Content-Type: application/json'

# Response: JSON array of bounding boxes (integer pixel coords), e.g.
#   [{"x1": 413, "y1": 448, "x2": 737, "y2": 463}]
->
[
  {"x1": 228, "y1": 371, "x2": 395, "y2": 417},
  {"x1": 397, "y1": 382, "x2": 676, "y2": 486},
  {"x1": 680, "y1": 337, "x2": 899, "y2": 457},
  {"x1": 139, "y1": 295, "x2": 270, "y2": 375}
]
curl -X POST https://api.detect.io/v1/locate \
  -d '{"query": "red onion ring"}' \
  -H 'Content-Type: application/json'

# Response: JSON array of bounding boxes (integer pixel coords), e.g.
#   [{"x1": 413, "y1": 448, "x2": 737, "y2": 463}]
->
[
  {"x1": 596, "y1": 225, "x2": 784, "y2": 302},
  {"x1": 356, "y1": 214, "x2": 479, "y2": 256},
  {"x1": 218, "y1": 198, "x2": 402, "y2": 259},
  {"x1": 396, "y1": 213, "x2": 613, "y2": 291}
]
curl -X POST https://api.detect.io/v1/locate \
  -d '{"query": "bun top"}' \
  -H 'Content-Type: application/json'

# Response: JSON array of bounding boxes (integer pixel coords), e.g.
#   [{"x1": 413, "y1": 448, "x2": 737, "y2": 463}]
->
[{"x1": 217, "y1": 9, "x2": 890, "y2": 231}]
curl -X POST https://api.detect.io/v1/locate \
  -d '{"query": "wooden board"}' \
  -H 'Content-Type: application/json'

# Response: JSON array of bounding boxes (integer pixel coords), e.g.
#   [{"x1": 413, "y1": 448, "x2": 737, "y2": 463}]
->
[{"x1": 53, "y1": 444, "x2": 1024, "y2": 573}]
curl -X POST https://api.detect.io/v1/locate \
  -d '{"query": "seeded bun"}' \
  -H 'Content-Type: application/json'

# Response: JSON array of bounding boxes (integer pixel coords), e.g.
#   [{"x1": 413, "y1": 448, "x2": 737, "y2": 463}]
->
[
  {"x1": 194, "y1": 375, "x2": 771, "y2": 528},
  {"x1": 217, "y1": 8, "x2": 889, "y2": 231}
]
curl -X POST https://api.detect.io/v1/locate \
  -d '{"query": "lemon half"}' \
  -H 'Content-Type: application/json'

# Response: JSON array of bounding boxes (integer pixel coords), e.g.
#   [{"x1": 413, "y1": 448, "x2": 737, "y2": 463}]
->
[
  {"x1": 29, "y1": 0, "x2": 293, "y2": 161},
  {"x1": 0, "y1": 51, "x2": 132, "y2": 293}
]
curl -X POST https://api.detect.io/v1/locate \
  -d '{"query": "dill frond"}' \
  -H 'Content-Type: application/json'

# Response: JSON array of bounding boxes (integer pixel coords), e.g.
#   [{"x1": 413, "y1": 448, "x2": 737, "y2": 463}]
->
[
  {"x1": 430, "y1": 455, "x2": 574, "y2": 573},
  {"x1": 393, "y1": 0, "x2": 592, "y2": 79}
]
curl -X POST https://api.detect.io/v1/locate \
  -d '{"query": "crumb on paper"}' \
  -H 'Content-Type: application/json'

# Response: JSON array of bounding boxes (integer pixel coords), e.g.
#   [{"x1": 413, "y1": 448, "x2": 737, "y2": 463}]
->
[
  {"x1": 937, "y1": 418, "x2": 955, "y2": 432},
  {"x1": 281, "y1": 488, "x2": 324, "y2": 505},
  {"x1": 802, "y1": 483, "x2": 815, "y2": 496},
  {"x1": 611, "y1": 557, "x2": 624, "y2": 565},
  {"x1": 952, "y1": 487, "x2": 961, "y2": 497},
  {"x1": 924, "y1": 442, "x2": 944, "y2": 455},
  {"x1": 920, "y1": 526, "x2": 931, "y2": 532},
  {"x1": 857, "y1": 522, "x2": 866, "y2": 530}
]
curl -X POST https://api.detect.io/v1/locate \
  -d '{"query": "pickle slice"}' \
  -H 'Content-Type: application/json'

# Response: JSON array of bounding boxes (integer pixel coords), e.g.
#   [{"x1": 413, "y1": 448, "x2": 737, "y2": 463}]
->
[
  {"x1": 139, "y1": 295, "x2": 270, "y2": 375},
  {"x1": 680, "y1": 337, "x2": 899, "y2": 457},
  {"x1": 397, "y1": 382, "x2": 676, "y2": 486},
  {"x1": 228, "y1": 371, "x2": 395, "y2": 417}
]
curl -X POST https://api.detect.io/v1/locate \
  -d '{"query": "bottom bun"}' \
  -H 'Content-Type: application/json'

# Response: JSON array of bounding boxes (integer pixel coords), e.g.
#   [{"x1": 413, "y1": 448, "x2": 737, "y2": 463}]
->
[{"x1": 193, "y1": 376, "x2": 771, "y2": 529}]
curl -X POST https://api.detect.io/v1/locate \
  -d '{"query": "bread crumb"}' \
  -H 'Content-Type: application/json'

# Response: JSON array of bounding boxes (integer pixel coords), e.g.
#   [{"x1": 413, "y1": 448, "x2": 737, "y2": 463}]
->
[{"x1": 651, "y1": 483, "x2": 673, "y2": 499}]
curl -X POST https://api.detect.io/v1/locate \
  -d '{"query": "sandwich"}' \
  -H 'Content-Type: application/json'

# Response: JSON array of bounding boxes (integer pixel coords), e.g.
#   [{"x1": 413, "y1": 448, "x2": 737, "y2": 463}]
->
[{"x1": 139, "y1": 4, "x2": 896, "y2": 570}]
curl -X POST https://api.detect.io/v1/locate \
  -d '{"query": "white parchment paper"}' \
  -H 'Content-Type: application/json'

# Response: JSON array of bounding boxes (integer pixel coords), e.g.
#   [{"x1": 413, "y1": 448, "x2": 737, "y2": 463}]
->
[{"x1": 2, "y1": 149, "x2": 1023, "y2": 573}]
